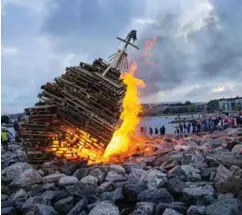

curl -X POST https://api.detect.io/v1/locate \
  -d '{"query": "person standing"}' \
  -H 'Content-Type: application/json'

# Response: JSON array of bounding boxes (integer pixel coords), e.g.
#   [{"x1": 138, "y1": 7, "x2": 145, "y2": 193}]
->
[
  {"x1": 149, "y1": 127, "x2": 153, "y2": 136},
  {"x1": 187, "y1": 123, "x2": 191, "y2": 133},
  {"x1": 155, "y1": 127, "x2": 159, "y2": 135},
  {"x1": 192, "y1": 120, "x2": 196, "y2": 133},
  {"x1": 223, "y1": 117, "x2": 229, "y2": 129},
  {"x1": 197, "y1": 122, "x2": 201, "y2": 133},
  {"x1": 159, "y1": 126, "x2": 163, "y2": 135},
  {"x1": 176, "y1": 126, "x2": 180, "y2": 134},
  {"x1": 13, "y1": 120, "x2": 20, "y2": 142},
  {"x1": 179, "y1": 124, "x2": 183, "y2": 133},
  {"x1": 183, "y1": 123, "x2": 187, "y2": 133},
  {"x1": 161, "y1": 125, "x2": 166, "y2": 135},
  {"x1": 1, "y1": 128, "x2": 9, "y2": 151}
]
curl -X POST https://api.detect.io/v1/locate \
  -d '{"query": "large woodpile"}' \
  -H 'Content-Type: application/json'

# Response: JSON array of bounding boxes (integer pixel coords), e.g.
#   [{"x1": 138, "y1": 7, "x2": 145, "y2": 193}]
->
[{"x1": 22, "y1": 58, "x2": 126, "y2": 163}]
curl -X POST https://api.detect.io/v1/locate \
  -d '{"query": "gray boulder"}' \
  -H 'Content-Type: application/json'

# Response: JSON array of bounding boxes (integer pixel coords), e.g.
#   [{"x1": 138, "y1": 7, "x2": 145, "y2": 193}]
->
[
  {"x1": 41, "y1": 183, "x2": 56, "y2": 191},
  {"x1": 25, "y1": 204, "x2": 58, "y2": 215},
  {"x1": 205, "y1": 198, "x2": 242, "y2": 215},
  {"x1": 163, "y1": 177, "x2": 189, "y2": 197},
  {"x1": 183, "y1": 186, "x2": 214, "y2": 201},
  {"x1": 180, "y1": 165, "x2": 201, "y2": 181},
  {"x1": 139, "y1": 169, "x2": 167, "y2": 190},
  {"x1": 2, "y1": 162, "x2": 32, "y2": 181},
  {"x1": 162, "y1": 208, "x2": 182, "y2": 215},
  {"x1": 58, "y1": 176, "x2": 78, "y2": 186},
  {"x1": 41, "y1": 190, "x2": 58, "y2": 204},
  {"x1": 72, "y1": 168, "x2": 89, "y2": 180},
  {"x1": 232, "y1": 144, "x2": 242, "y2": 154},
  {"x1": 71, "y1": 182, "x2": 97, "y2": 198},
  {"x1": 123, "y1": 183, "x2": 146, "y2": 202},
  {"x1": 98, "y1": 182, "x2": 115, "y2": 192},
  {"x1": 109, "y1": 165, "x2": 126, "y2": 174},
  {"x1": 89, "y1": 168, "x2": 106, "y2": 183},
  {"x1": 80, "y1": 175, "x2": 98, "y2": 187},
  {"x1": 187, "y1": 205, "x2": 205, "y2": 215},
  {"x1": 21, "y1": 196, "x2": 43, "y2": 211},
  {"x1": 67, "y1": 197, "x2": 87, "y2": 215},
  {"x1": 106, "y1": 171, "x2": 126, "y2": 182},
  {"x1": 127, "y1": 168, "x2": 145, "y2": 184},
  {"x1": 10, "y1": 189, "x2": 28, "y2": 200},
  {"x1": 1, "y1": 195, "x2": 9, "y2": 201},
  {"x1": 215, "y1": 164, "x2": 233, "y2": 183},
  {"x1": 12, "y1": 168, "x2": 42, "y2": 187},
  {"x1": 43, "y1": 173, "x2": 66, "y2": 183},
  {"x1": 130, "y1": 202, "x2": 154, "y2": 215},
  {"x1": 89, "y1": 201, "x2": 120, "y2": 215},
  {"x1": 138, "y1": 188, "x2": 174, "y2": 203},
  {"x1": 155, "y1": 202, "x2": 186, "y2": 214},
  {"x1": 1, "y1": 206, "x2": 17, "y2": 215},
  {"x1": 54, "y1": 196, "x2": 74, "y2": 214}
]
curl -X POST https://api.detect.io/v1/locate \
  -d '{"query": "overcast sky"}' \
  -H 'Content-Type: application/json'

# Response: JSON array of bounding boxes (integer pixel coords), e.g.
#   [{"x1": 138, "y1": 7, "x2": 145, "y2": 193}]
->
[{"x1": 2, "y1": 0, "x2": 242, "y2": 114}]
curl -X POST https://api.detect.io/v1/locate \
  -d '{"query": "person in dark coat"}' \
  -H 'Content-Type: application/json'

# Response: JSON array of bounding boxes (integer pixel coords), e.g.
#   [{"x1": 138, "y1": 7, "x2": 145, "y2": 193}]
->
[
  {"x1": 192, "y1": 121, "x2": 196, "y2": 133},
  {"x1": 179, "y1": 124, "x2": 183, "y2": 133},
  {"x1": 159, "y1": 126, "x2": 163, "y2": 135},
  {"x1": 176, "y1": 126, "x2": 180, "y2": 134},
  {"x1": 149, "y1": 127, "x2": 153, "y2": 136},
  {"x1": 155, "y1": 127, "x2": 158, "y2": 135},
  {"x1": 183, "y1": 123, "x2": 187, "y2": 133},
  {"x1": 161, "y1": 125, "x2": 166, "y2": 135},
  {"x1": 187, "y1": 123, "x2": 191, "y2": 133},
  {"x1": 197, "y1": 123, "x2": 201, "y2": 133}
]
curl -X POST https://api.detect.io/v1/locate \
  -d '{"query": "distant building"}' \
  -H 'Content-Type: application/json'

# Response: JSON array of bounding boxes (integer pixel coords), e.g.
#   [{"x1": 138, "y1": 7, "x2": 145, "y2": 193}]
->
[
  {"x1": 218, "y1": 97, "x2": 242, "y2": 111},
  {"x1": 141, "y1": 101, "x2": 206, "y2": 115}
]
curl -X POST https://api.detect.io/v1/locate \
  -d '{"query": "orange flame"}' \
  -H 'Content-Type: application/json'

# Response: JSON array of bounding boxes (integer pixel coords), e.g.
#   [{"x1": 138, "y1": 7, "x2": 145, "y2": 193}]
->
[
  {"x1": 102, "y1": 61, "x2": 145, "y2": 162},
  {"x1": 142, "y1": 36, "x2": 157, "y2": 65}
]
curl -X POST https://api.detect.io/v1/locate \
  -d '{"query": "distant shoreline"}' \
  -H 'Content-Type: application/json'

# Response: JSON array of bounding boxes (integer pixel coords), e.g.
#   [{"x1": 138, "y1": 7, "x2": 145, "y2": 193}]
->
[{"x1": 140, "y1": 112, "x2": 203, "y2": 117}]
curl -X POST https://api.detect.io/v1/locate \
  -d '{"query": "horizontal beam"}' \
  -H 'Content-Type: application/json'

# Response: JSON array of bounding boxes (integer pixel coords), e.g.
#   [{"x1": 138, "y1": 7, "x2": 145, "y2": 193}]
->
[{"x1": 117, "y1": 37, "x2": 139, "y2": 50}]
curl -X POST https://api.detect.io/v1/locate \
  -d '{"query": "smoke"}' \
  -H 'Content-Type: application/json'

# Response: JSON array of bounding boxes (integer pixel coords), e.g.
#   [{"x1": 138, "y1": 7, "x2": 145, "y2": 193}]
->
[{"x1": 131, "y1": 0, "x2": 242, "y2": 98}]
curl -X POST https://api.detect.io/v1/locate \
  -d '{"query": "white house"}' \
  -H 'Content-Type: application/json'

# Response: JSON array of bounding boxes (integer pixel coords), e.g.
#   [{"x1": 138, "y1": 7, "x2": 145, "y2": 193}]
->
[{"x1": 219, "y1": 97, "x2": 242, "y2": 111}]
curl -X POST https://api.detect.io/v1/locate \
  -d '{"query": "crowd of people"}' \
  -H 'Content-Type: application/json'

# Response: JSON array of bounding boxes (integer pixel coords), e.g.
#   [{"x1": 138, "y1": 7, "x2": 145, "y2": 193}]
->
[
  {"x1": 175, "y1": 113, "x2": 242, "y2": 134},
  {"x1": 140, "y1": 125, "x2": 166, "y2": 136}
]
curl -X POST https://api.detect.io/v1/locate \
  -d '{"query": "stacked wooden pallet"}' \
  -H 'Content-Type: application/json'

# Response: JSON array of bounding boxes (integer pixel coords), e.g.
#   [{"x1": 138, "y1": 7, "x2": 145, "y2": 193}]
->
[
  {"x1": 21, "y1": 105, "x2": 60, "y2": 162},
  {"x1": 38, "y1": 58, "x2": 125, "y2": 143},
  {"x1": 22, "y1": 58, "x2": 126, "y2": 162}
]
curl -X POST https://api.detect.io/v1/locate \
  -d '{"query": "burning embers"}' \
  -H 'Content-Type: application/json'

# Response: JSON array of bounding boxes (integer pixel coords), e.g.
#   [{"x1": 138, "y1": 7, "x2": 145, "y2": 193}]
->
[{"x1": 142, "y1": 36, "x2": 157, "y2": 65}]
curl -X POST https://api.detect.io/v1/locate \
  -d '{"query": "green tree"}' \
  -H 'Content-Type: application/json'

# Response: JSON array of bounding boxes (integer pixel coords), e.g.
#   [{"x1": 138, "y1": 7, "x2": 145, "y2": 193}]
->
[
  {"x1": 188, "y1": 104, "x2": 197, "y2": 112},
  {"x1": 1, "y1": 115, "x2": 10, "y2": 124},
  {"x1": 207, "y1": 100, "x2": 219, "y2": 112},
  {"x1": 233, "y1": 103, "x2": 239, "y2": 111},
  {"x1": 185, "y1": 101, "x2": 191, "y2": 105}
]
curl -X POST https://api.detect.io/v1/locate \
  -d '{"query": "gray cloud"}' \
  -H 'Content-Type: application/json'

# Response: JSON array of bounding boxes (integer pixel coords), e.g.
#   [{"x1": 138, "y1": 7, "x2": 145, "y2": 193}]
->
[
  {"x1": 41, "y1": 0, "x2": 145, "y2": 60},
  {"x1": 132, "y1": 0, "x2": 242, "y2": 97},
  {"x1": 2, "y1": 0, "x2": 242, "y2": 114}
]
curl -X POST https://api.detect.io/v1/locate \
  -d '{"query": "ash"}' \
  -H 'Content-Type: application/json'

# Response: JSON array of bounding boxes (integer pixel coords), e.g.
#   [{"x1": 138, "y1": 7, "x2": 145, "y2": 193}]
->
[{"x1": 1, "y1": 128, "x2": 242, "y2": 215}]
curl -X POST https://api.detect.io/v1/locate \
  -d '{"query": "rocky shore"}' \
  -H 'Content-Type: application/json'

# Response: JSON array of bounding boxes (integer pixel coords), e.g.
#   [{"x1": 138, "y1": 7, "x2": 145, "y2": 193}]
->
[{"x1": 1, "y1": 128, "x2": 242, "y2": 215}]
